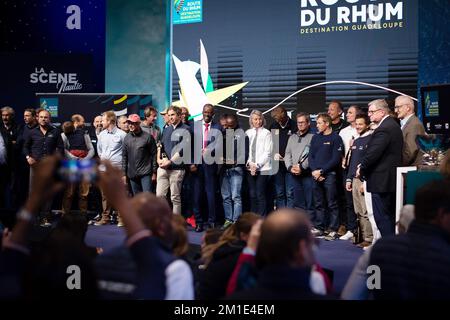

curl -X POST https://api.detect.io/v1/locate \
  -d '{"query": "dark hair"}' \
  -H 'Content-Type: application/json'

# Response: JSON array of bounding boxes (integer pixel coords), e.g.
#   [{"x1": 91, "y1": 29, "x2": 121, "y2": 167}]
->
[
  {"x1": 71, "y1": 114, "x2": 84, "y2": 124},
  {"x1": 329, "y1": 100, "x2": 343, "y2": 111},
  {"x1": 203, "y1": 103, "x2": 214, "y2": 112},
  {"x1": 226, "y1": 114, "x2": 238, "y2": 122},
  {"x1": 144, "y1": 106, "x2": 157, "y2": 118},
  {"x1": 24, "y1": 108, "x2": 36, "y2": 117},
  {"x1": 168, "y1": 105, "x2": 182, "y2": 116},
  {"x1": 62, "y1": 121, "x2": 75, "y2": 135},
  {"x1": 296, "y1": 112, "x2": 310, "y2": 122},
  {"x1": 271, "y1": 106, "x2": 287, "y2": 118},
  {"x1": 256, "y1": 209, "x2": 311, "y2": 268},
  {"x1": 202, "y1": 212, "x2": 259, "y2": 266},
  {"x1": 171, "y1": 215, "x2": 189, "y2": 257},
  {"x1": 347, "y1": 105, "x2": 363, "y2": 115},
  {"x1": 355, "y1": 113, "x2": 370, "y2": 125},
  {"x1": 414, "y1": 180, "x2": 450, "y2": 223}
]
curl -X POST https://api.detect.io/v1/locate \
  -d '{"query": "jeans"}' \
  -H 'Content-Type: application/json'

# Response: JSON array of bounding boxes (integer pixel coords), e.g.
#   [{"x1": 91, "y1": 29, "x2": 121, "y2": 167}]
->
[
  {"x1": 247, "y1": 172, "x2": 270, "y2": 216},
  {"x1": 221, "y1": 166, "x2": 243, "y2": 222},
  {"x1": 287, "y1": 173, "x2": 314, "y2": 221},
  {"x1": 273, "y1": 165, "x2": 289, "y2": 209},
  {"x1": 313, "y1": 172, "x2": 339, "y2": 231},
  {"x1": 129, "y1": 175, "x2": 152, "y2": 195}
]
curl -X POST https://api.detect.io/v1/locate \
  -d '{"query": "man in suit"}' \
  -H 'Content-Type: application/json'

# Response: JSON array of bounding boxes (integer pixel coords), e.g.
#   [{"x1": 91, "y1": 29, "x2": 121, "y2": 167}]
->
[
  {"x1": 191, "y1": 104, "x2": 222, "y2": 231},
  {"x1": 357, "y1": 99, "x2": 403, "y2": 236},
  {"x1": 394, "y1": 95, "x2": 426, "y2": 166}
]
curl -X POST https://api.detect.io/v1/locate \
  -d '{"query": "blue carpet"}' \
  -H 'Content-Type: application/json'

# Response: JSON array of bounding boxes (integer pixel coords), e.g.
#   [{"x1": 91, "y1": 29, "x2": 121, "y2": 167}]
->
[{"x1": 86, "y1": 225, "x2": 362, "y2": 293}]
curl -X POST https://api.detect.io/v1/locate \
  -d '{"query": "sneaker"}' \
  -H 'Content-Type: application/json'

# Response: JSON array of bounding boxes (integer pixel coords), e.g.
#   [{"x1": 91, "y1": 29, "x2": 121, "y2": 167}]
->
[
  {"x1": 40, "y1": 218, "x2": 51, "y2": 227},
  {"x1": 221, "y1": 220, "x2": 233, "y2": 230},
  {"x1": 339, "y1": 231, "x2": 354, "y2": 241},
  {"x1": 88, "y1": 214, "x2": 101, "y2": 225},
  {"x1": 94, "y1": 217, "x2": 110, "y2": 226},
  {"x1": 324, "y1": 231, "x2": 339, "y2": 241},
  {"x1": 311, "y1": 227, "x2": 324, "y2": 237}
]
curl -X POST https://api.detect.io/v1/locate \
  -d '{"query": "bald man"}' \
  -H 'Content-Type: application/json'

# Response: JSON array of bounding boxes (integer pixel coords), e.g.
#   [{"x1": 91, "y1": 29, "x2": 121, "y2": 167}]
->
[
  {"x1": 229, "y1": 208, "x2": 331, "y2": 300},
  {"x1": 394, "y1": 96, "x2": 425, "y2": 166}
]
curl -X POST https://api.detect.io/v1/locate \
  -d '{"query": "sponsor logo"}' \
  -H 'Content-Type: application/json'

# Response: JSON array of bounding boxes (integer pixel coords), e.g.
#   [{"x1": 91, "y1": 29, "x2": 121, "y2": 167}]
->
[{"x1": 30, "y1": 67, "x2": 83, "y2": 93}]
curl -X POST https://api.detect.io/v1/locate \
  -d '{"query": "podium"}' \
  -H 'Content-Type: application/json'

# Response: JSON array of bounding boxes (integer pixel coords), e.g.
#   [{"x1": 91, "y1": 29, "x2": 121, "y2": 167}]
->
[{"x1": 395, "y1": 166, "x2": 443, "y2": 233}]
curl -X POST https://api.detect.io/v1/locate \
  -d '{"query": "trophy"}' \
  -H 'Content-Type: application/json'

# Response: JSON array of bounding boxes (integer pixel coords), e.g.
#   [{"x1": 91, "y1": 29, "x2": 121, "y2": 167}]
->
[{"x1": 416, "y1": 134, "x2": 450, "y2": 167}]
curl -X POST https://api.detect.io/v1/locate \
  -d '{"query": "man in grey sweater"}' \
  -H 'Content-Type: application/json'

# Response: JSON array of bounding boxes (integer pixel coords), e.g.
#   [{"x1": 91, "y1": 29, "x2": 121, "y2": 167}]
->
[{"x1": 284, "y1": 112, "x2": 314, "y2": 219}]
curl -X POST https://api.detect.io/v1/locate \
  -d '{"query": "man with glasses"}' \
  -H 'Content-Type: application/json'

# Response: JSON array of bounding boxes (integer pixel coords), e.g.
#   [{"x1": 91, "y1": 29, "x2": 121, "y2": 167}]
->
[
  {"x1": 394, "y1": 96, "x2": 425, "y2": 166},
  {"x1": 122, "y1": 114, "x2": 157, "y2": 196},
  {"x1": 284, "y1": 113, "x2": 314, "y2": 217},
  {"x1": 357, "y1": 99, "x2": 403, "y2": 237}
]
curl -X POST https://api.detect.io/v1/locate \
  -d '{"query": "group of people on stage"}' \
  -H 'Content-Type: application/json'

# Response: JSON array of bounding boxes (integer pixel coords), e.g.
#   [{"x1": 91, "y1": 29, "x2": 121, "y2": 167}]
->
[
  {"x1": 0, "y1": 95, "x2": 425, "y2": 245},
  {"x1": 1, "y1": 96, "x2": 449, "y2": 301}
]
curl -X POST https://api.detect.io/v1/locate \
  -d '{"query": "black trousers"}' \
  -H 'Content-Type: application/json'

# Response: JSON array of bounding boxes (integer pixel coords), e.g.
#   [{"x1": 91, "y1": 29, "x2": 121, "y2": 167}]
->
[{"x1": 371, "y1": 192, "x2": 395, "y2": 236}]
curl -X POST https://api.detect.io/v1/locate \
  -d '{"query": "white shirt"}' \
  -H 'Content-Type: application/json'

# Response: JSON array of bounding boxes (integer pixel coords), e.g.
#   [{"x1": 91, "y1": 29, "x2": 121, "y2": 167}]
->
[
  {"x1": 246, "y1": 127, "x2": 273, "y2": 171},
  {"x1": 97, "y1": 126, "x2": 127, "y2": 167},
  {"x1": 165, "y1": 259, "x2": 194, "y2": 300},
  {"x1": 377, "y1": 115, "x2": 390, "y2": 127},
  {"x1": 339, "y1": 125, "x2": 358, "y2": 156},
  {"x1": 400, "y1": 113, "x2": 414, "y2": 130}
]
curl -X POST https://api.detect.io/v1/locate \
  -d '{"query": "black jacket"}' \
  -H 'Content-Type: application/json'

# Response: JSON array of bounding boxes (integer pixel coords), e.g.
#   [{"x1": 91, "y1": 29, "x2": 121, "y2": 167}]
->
[
  {"x1": 227, "y1": 265, "x2": 332, "y2": 300},
  {"x1": 359, "y1": 116, "x2": 403, "y2": 193},
  {"x1": 197, "y1": 240, "x2": 245, "y2": 300},
  {"x1": 370, "y1": 222, "x2": 450, "y2": 300},
  {"x1": 122, "y1": 130, "x2": 157, "y2": 179},
  {"x1": 23, "y1": 125, "x2": 62, "y2": 161}
]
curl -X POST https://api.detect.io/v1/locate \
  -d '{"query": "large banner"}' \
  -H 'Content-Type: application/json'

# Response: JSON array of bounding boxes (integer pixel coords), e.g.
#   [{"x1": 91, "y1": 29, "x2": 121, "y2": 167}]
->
[
  {"x1": 35, "y1": 93, "x2": 152, "y2": 124},
  {"x1": 172, "y1": 0, "x2": 418, "y2": 124}
]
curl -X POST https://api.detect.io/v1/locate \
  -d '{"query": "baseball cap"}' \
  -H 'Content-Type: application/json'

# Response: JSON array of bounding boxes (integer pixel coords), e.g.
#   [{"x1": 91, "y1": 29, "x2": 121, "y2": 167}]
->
[
  {"x1": 127, "y1": 114, "x2": 141, "y2": 123},
  {"x1": 160, "y1": 108, "x2": 168, "y2": 115}
]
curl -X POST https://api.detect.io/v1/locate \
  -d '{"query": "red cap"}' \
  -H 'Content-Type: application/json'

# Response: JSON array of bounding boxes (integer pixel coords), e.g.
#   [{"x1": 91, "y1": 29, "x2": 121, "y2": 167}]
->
[{"x1": 127, "y1": 114, "x2": 141, "y2": 123}]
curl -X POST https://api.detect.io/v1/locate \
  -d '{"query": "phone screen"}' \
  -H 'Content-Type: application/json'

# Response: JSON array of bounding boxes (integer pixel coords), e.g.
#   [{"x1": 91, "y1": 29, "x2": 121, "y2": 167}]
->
[{"x1": 58, "y1": 159, "x2": 97, "y2": 183}]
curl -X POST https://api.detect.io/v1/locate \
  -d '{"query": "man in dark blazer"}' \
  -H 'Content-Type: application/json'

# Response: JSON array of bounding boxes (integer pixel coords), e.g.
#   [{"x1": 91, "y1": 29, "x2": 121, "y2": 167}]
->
[
  {"x1": 395, "y1": 95, "x2": 426, "y2": 166},
  {"x1": 190, "y1": 104, "x2": 222, "y2": 231},
  {"x1": 357, "y1": 99, "x2": 403, "y2": 236}
]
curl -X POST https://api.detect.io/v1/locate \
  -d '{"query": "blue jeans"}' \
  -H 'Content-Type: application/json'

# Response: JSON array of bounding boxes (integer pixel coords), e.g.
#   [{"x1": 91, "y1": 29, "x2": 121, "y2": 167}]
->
[
  {"x1": 287, "y1": 173, "x2": 314, "y2": 221},
  {"x1": 221, "y1": 166, "x2": 243, "y2": 222},
  {"x1": 129, "y1": 175, "x2": 152, "y2": 195},
  {"x1": 313, "y1": 172, "x2": 339, "y2": 231},
  {"x1": 273, "y1": 165, "x2": 289, "y2": 209}
]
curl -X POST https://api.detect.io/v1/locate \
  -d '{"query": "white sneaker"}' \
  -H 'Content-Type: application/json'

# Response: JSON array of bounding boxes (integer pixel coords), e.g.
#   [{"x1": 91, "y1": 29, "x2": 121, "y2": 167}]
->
[
  {"x1": 339, "y1": 231, "x2": 354, "y2": 240},
  {"x1": 324, "y1": 231, "x2": 338, "y2": 241}
]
